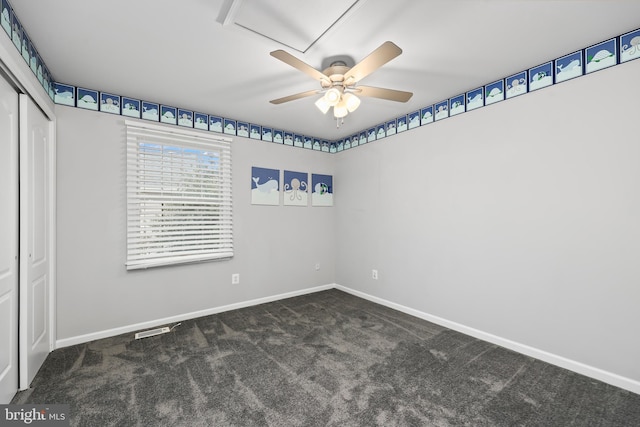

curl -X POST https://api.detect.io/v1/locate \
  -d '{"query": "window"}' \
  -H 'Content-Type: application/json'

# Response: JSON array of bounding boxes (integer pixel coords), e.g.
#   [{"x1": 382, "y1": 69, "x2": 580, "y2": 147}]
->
[{"x1": 126, "y1": 120, "x2": 232, "y2": 270}]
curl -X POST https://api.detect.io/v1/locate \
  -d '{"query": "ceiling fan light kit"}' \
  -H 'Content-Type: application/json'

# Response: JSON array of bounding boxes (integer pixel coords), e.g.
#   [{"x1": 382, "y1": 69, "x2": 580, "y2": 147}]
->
[
  {"x1": 270, "y1": 41, "x2": 413, "y2": 128},
  {"x1": 314, "y1": 97, "x2": 331, "y2": 114},
  {"x1": 333, "y1": 101, "x2": 349, "y2": 119},
  {"x1": 343, "y1": 92, "x2": 361, "y2": 112},
  {"x1": 324, "y1": 87, "x2": 342, "y2": 106}
]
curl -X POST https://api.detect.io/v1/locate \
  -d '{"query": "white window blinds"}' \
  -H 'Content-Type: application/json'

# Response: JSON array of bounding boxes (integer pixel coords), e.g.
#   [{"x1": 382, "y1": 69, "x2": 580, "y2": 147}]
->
[{"x1": 126, "y1": 120, "x2": 233, "y2": 270}]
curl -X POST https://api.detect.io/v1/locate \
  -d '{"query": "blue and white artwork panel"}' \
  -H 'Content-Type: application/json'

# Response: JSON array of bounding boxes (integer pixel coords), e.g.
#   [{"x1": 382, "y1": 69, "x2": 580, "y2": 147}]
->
[
  {"x1": 376, "y1": 124, "x2": 386, "y2": 139},
  {"x1": 209, "y1": 116, "x2": 223, "y2": 132},
  {"x1": 42, "y1": 68, "x2": 51, "y2": 96},
  {"x1": 586, "y1": 39, "x2": 617, "y2": 74},
  {"x1": 408, "y1": 110, "x2": 420, "y2": 129},
  {"x1": 273, "y1": 129, "x2": 284, "y2": 144},
  {"x1": 336, "y1": 139, "x2": 344, "y2": 152},
  {"x1": 343, "y1": 137, "x2": 351, "y2": 150},
  {"x1": 293, "y1": 133, "x2": 303, "y2": 148},
  {"x1": 305, "y1": 136, "x2": 314, "y2": 149},
  {"x1": 194, "y1": 113, "x2": 208, "y2": 130},
  {"x1": 21, "y1": 31, "x2": 30, "y2": 64},
  {"x1": 312, "y1": 173, "x2": 333, "y2": 207},
  {"x1": 11, "y1": 13, "x2": 22, "y2": 53},
  {"x1": 420, "y1": 106, "x2": 433, "y2": 125},
  {"x1": 100, "y1": 92, "x2": 121, "y2": 115},
  {"x1": 122, "y1": 97, "x2": 141, "y2": 118},
  {"x1": 29, "y1": 42, "x2": 37, "y2": 74},
  {"x1": 284, "y1": 131, "x2": 294, "y2": 146},
  {"x1": 359, "y1": 131, "x2": 367, "y2": 145},
  {"x1": 620, "y1": 29, "x2": 640, "y2": 63},
  {"x1": 485, "y1": 80, "x2": 504, "y2": 105},
  {"x1": 529, "y1": 62, "x2": 553, "y2": 91},
  {"x1": 47, "y1": 71, "x2": 55, "y2": 101},
  {"x1": 36, "y1": 53, "x2": 43, "y2": 83},
  {"x1": 506, "y1": 71, "x2": 527, "y2": 98},
  {"x1": 329, "y1": 142, "x2": 337, "y2": 153},
  {"x1": 386, "y1": 119, "x2": 397, "y2": 135},
  {"x1": 178, "y1": 109, "x2": 194, "y2": 127},
  {"x1": 76, "y1": 88, "x2": 99, "y2": 110},
  {"x1": 237, "y1": 121, "x2": 249, "y2": 137},
  {"x1": 396, "y1": 115, "x2": 408, "y2": 133},
  {"x1": 283, "y1": 170, "x2": 308, "y2": 207},
  {"x1": 224, "y1": 118, "x2": 236, "y2": 135},
  {"x1": 249, "y1": 124, "x2": 261, "y2": 139},
  {"x1": 466, "y1": 88, "x2": 483, "y2": 111},
  {"x1": 449, "y1": 95, "x2": 465, "y2": 116},
  {"x1": 555, "y1": 51, "x2": 583, "y2": 83},
  {"x1": 11, "y1": 13, "x2": 21, "y2": 51},
  {"x1": 261, "y1": 126, "x2": 273, "y2": 142},
  {"x1": 321, "y1": 141, "x2": 330, "y2": 152},
  {"x1": 367, "y1": 128, "x2": 376, "y2": 143},
  {"x1": 1, "y1": 0, "x2": 11, "y2": 36},
  {"x1": 160, "y1": 105, "x2": 177, "y2": 125},
  {"x1": 251, "y1": 166, "x2": 280, "y2": 206},
  {"x1": 142, "y1": 101, "x2": 159, "y2": 121},
  {"x1": 54, "y1": 83, "x2": 75, "y2": 106},
  {"x1": 434, "y1": 100, "x2": 448, "y2": 121}
]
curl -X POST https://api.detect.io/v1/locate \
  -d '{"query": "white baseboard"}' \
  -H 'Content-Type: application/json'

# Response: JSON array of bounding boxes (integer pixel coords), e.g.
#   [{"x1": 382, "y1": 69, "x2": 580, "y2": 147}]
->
[
  {"x1": 55, "y1": 282, "x2": 639, "y2": 395},
  {"x1": 55, "y1": 284, "x2": 334, "y2": 349},
  {"x1": 334, "y1": 284, "x2": 640, "y2": 396}
]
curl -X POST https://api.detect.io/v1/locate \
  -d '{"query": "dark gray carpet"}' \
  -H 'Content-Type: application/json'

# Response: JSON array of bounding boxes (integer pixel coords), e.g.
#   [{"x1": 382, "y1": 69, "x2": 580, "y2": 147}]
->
[{"x1": 11, "y1": 289, "x2": 640, "y2": 426}]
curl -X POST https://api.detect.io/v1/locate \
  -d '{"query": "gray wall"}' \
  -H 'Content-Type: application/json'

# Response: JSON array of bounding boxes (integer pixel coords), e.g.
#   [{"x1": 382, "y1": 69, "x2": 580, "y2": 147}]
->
[
  {"x1": 56, "y1": 106, "x2": 335, "y2": 341},
  {"x1": 334, "y1": 59, "x2": 640, "y2": 382},
  {"x1": 56, "y1": 59, "x2": 640, "y2": 385}
]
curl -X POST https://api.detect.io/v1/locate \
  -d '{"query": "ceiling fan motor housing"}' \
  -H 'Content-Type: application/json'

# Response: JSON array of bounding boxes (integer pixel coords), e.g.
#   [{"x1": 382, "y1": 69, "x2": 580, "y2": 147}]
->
[{"x1": 321, "y1": 63, "x2": 352, "y2": 88}]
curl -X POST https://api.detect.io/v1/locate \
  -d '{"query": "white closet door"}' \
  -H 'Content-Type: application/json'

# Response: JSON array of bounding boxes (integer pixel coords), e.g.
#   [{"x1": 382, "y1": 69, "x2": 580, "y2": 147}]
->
[
  {"x1": 19, "y1": 94, "x2": 52, "y2": 390},
  {"x1": 0, "y1": 74, "x2": 19, "y2": 403}
]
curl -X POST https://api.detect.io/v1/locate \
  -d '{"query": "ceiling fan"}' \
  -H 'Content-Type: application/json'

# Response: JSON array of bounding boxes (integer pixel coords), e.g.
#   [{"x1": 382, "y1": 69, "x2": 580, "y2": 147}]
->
[{"x1": 269, "y1": 41, "x2": 413, "y2": 127}]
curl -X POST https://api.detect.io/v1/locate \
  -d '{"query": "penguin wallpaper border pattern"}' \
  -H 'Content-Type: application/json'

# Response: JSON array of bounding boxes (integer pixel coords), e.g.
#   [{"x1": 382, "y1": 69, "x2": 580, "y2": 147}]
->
[
  {"x1": 506, "y1": 71, "x2": 527, "y2": 99},
  {"x1": 77, "y1": 87, "x2": 99, "y2": 111},
  {"x1": 2, "y1": 0, "x2": 640, "y2": 152},
  {"x1": 1, "y1": 0, "x2": 55, "y2": 101},
  {"x1": 122, "y1": 97, "x2": 141, "y2": 119},
  {"x1": 100, "y1": 92, "x2": 121, "y2": 115},
  {"x1": 554, "y1": 51, "x2": 583, "y2": 84}
]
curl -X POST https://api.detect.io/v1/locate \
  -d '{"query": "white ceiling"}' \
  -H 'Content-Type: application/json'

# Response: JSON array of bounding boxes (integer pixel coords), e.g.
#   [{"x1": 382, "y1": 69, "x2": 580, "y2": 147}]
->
[{"x1": 10, "y1": 0, "x2": 640, "y2": 140}]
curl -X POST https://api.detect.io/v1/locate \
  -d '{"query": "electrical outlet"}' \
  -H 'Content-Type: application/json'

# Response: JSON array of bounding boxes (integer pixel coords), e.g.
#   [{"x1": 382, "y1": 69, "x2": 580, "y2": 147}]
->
[
  {"x1": 231, "y1": 273, "x2": 240, "y2": 284},
  {"x1": 315, "y1": 263, "x2": 320, "y2": 271},
  {"x1": 372, "y1": 269, "x2": 378, "y2": 280}
]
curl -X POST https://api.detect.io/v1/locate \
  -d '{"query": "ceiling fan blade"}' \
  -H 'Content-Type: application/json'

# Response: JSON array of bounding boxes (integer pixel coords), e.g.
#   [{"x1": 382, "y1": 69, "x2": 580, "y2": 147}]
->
[
  {"x1": 270, "y1": 50, "x2": 331, "y2": 84},
  {"x1": 270, "y1": 89, "x2": 321, "y2": 105},
  {"x1": 354, "y1": 86, "x2": 413, "y2": 102},
  {"x1": 343, "y1": 41, "x2": 403, "y2": 83}
]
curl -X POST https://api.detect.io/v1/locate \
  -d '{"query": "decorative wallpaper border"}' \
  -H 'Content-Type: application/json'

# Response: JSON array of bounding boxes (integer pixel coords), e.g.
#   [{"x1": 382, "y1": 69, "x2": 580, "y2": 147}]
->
[
  {"x1": 52, "y1": 79, "x2": 335, "y2": 153},
  {"x1": 334, "y1": 27, "x2": 639, "y2": 152},
  {"x1": 4, "y1": 0, "x2": 637, "y2": 155},
  {"x1": 1, "y1": 0, "x2": 55, "y2": 101},
  {"x1": 53, "y1": 26, "x2": 640, "y2": 155}
]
